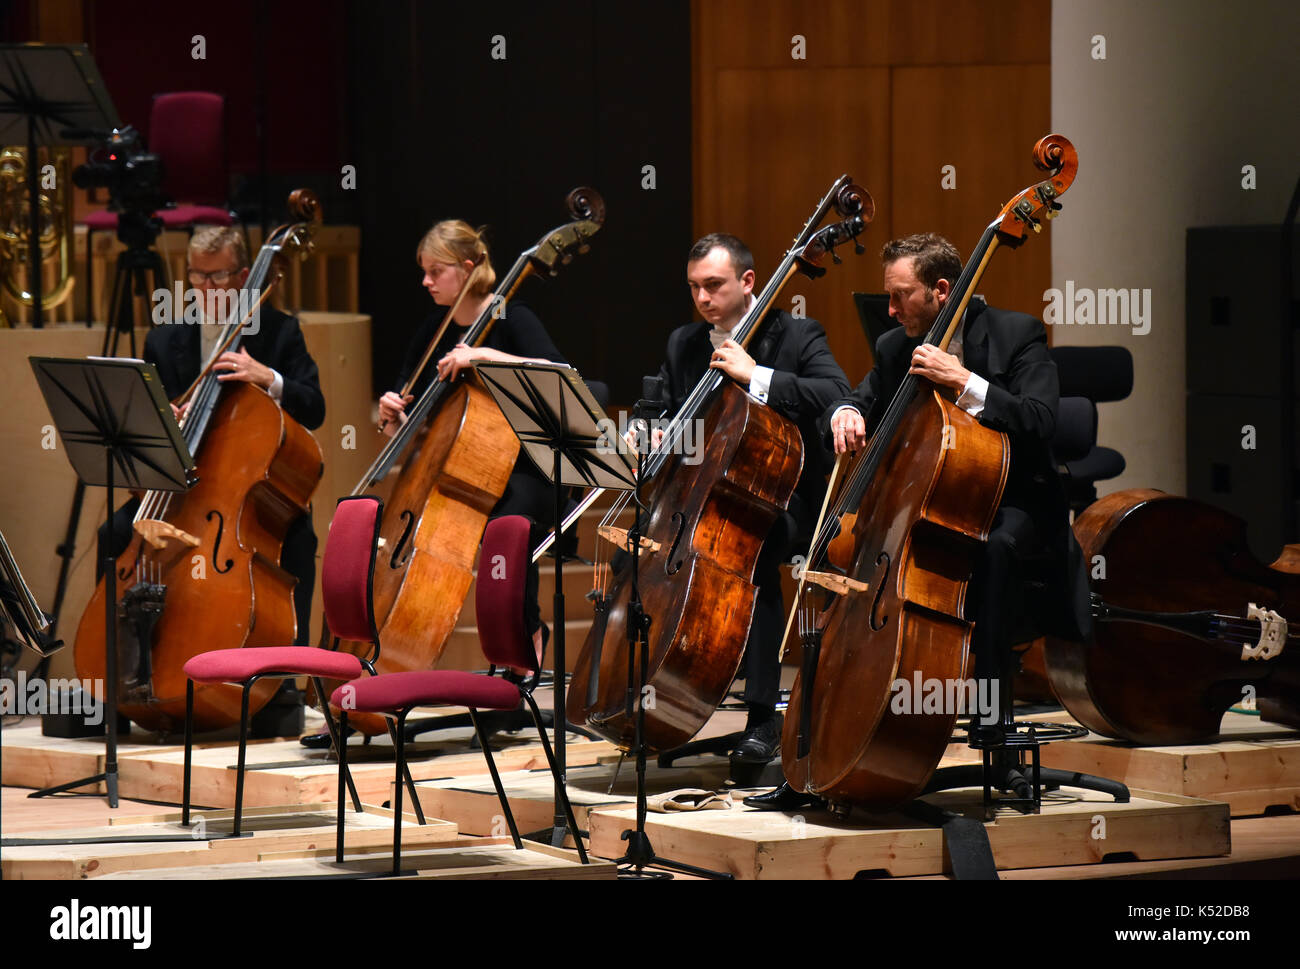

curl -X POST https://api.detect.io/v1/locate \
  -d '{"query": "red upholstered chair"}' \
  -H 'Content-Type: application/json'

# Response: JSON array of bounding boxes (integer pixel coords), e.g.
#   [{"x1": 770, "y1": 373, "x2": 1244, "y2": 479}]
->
[
  {"x1": 332, "y1": 515, "x2": 588, "y2": 875},
  {"x1": 83, "y1": 92, "x2": 240, "y2": 323},
  {"x1": 181, "y1": 495, "x2": 426, "y2": 849}
]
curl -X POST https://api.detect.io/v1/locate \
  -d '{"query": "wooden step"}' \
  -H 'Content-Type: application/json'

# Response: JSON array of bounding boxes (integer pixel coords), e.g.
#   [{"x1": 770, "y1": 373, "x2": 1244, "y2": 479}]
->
[
  {"x1": 1, "y1": 803, "x2": 456, "y2": 880},
  {"x1": 94, "y1": 836, "x2": 613, "y2": 880}
]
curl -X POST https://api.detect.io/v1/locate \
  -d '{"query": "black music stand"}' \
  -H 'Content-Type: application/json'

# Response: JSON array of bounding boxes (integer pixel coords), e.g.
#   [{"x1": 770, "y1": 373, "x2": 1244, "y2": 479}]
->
[
  {"x1": 0, "y1": 44, "x2": 118, "y2": 330},
  {"x1": 473, "y1": 361, "x2": 635, "y2": 852},
  {"x1": 26, "y1": 356, "x2": 193, "y2": 808},
  {"x1": 852, "y1": 292, "x2": 897, "y2": 349}
]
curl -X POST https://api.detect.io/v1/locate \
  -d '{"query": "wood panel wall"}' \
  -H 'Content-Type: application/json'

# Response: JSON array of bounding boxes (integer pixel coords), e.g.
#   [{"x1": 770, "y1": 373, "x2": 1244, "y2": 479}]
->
[{"x1": 693, "y1": 0, "x2": 1052, "y2": 382}]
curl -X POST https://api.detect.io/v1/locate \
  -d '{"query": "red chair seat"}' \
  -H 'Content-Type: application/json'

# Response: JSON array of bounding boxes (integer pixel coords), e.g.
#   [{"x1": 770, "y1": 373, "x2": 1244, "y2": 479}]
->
[
  {"x1": 82, "y1": 211, "x2": 118, "y2": 230},
  {"x1": 159, "y1": 205, "x2": 234, "y2": 227},
  {"x1": 184, "y1": 646, "x2": 363, "y2": 683},
  {"x1": 331, "y1": 670, "x2": 521, "y2": 714}
]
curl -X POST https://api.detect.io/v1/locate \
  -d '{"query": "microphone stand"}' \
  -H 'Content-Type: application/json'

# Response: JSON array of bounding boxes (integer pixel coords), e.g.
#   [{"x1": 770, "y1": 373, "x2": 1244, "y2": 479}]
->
[{"x1": 614, "y1": 390, "x2": 732, "y2": 880}]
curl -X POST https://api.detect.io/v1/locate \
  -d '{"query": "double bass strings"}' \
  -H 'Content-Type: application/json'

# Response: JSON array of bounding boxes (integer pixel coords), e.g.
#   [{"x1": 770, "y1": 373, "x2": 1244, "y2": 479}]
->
[
  {"x1": 599, "y1": 180, "x2": 851, "y2": 538},
  {"x1": 132, "y1": 240, "x2": 282, "y2": 530},
  {"x1": 807, "y1": 222, "x2": 999, "y2": 570}
]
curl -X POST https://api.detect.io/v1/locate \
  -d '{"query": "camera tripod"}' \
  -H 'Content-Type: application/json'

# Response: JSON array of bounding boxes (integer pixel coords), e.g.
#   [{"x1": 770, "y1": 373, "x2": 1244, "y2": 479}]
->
[{"x1": 40, "y1": 208, "x2": 168, "y2": 684}]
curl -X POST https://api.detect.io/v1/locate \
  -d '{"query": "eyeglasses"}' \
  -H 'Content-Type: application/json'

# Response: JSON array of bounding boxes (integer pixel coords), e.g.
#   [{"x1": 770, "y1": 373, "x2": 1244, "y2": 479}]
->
[{"x1": 186, "y1": 268, "x2": 241, "y2": 285}]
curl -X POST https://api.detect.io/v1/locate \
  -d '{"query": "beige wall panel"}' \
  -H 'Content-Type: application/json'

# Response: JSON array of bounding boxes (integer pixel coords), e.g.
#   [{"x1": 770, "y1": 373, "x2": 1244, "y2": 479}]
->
[
  {"x1": 891, "y1": 65, "x2": 1053, "y2": 331},
  {"x1": 697, "y1": 67, "x2": 892, "y2": 382}
]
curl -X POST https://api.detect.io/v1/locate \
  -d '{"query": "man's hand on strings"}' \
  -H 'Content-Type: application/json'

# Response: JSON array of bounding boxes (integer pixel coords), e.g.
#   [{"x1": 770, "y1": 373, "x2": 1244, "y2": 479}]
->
[
  {"x1": 909, "y1": 343, "x2": 970, "y2": 393},
  {"x1": 709, "y1": 339, "x2": 756, "y2": 384},
  {"x1": 214, "y1": 347, "x2": 274, "y2": 389},
  {"x1": 169, "y1": 400, "x2": 191, "y2": 423}
]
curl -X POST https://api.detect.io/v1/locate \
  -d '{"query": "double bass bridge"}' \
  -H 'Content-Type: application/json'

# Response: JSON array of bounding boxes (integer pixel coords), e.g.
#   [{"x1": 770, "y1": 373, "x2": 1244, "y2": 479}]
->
[{"x1": 1243, "y1": 603, "x2": 1287, "y2": 661}]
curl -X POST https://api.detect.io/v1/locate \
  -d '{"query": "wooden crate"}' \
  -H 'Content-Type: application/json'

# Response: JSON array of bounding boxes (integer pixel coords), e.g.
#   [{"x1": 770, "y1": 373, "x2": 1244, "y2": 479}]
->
[
  {"x1": 1038, "y1": 712, "x2": 1300, "y2": 816},
  {"x1": 1, "y1": 803, "x2": 456, "y2": 880},
  {"x1": 586, "y1": 786, "x2": 1231, "y2": 879}
]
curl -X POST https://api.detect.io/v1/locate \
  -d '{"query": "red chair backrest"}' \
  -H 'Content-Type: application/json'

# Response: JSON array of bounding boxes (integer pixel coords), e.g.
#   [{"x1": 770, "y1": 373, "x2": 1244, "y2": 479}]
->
[
  {"x1": 321, "y1": 496, "x2": 382, "y2": 645},
  {"x1": 149, "y1": 92, "x2": 228, "y2": 206},
  {"x1": 476, "y1": 516, "x2": 536, "y2": 672}
]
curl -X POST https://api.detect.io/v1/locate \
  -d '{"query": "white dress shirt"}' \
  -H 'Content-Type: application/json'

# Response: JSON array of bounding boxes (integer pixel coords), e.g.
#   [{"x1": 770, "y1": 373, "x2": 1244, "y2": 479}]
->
[{"x1": 710, "y1": 295, "x2": 775, "y2": 402}]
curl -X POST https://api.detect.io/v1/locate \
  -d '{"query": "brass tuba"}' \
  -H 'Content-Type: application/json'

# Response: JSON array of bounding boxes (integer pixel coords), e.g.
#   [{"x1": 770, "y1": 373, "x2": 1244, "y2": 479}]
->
[{"x1": 0, "y1": 146, "x2": 76, "y2": 324}]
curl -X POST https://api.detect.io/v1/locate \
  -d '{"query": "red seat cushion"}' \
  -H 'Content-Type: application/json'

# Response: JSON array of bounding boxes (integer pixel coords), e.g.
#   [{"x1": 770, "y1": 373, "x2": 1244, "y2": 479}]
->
[
  {"x1": 158, "y1": 205, "x2": 234, "y2": 227},
  {"x1": 330, "y1": 671, "x2": 521, "y2": 714},
  {"x1": 82, "y1": 211, "x2": 118, "y2": 230},
  {"x1": 184, "y1": 646, "x2": 363, "y2": 683}
]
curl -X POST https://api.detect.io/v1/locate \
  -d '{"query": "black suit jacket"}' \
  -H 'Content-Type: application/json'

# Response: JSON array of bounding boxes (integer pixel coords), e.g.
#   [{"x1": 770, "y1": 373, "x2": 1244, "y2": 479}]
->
[
  {"x1": 822, "y1": 299, "x2": 1090, "y2": 641},
  {"x1": 655, "y1": 309, "x2": 851, "y2": 514},
  {"x1": 143, "y1": 306, "x2": 326, "y2": 430}
]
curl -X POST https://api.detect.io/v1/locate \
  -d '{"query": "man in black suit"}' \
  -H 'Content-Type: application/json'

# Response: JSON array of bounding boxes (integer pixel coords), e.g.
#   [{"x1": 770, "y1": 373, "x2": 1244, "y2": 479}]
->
[
  {"x1": 101, "y1": 227, "x2": 325, "y2": 728},
  {"x1": 748, "y1": 231, "x2": 1090, "y2": 809},
  {"x1": 644, "y1": 233, "x2": 850, "y2": 768}
]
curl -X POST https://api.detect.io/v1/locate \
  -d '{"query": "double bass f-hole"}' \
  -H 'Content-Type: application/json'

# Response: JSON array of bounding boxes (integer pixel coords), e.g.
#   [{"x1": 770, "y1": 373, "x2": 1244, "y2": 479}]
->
[
  {"x1": 869, "y1": 552, "x2": 891, "y2": 630},
  {"x1": 665, "y1": 511, "x2": 688, "y2": 575},
  {"x1": 206, "y1": 509, "x2": 234, "y2": 573},
  {"x1": 390, "y1": 509, "x2": 417, "y2": 569}
]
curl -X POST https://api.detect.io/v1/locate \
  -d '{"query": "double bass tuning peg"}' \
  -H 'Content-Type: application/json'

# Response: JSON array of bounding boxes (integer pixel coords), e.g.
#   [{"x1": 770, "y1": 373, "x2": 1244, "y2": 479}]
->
[
  {"x1": 854, "y1": 241, "x2": 865, "y2": 255},
  {"x1": 830, "y1": 249, "x2": 842, "y2": 265}
]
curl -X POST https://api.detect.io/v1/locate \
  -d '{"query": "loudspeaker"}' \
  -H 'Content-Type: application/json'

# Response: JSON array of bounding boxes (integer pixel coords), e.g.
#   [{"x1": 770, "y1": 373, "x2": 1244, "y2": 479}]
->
[{"x1": 1186, "y1": 224, "x2": 1299, "y2": 557}]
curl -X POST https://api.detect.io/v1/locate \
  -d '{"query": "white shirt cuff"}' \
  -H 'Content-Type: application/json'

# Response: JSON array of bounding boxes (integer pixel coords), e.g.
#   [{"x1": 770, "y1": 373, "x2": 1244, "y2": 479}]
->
[
  {"x1": 832, "y1": 404, "x2": 861, "y2": 423},
  {"x1": 268, "y1": 369, "x2": 284, "y2": 404},
  {"x1": 749, "y1": 366, "x2": 774, "y2": 402},
  {"x1": 956, "y1": 373, "x2": 988, "y2": 417}
]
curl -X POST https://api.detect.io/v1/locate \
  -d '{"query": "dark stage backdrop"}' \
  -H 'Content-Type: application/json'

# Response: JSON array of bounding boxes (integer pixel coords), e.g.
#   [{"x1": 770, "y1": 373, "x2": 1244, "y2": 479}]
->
[
  {"x1": 3, "y1": 0, "x2": 692, "y2": 405},
  {"x1": 345, "y1": 2, "x2": 693, "y2": 403}
]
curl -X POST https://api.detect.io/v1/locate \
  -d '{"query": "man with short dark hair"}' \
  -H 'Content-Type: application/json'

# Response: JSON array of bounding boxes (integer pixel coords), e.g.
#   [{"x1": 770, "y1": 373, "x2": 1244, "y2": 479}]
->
[
  {"x1": 643, "y1": 233, "x2": 850, "y2": 769},
  {"x1": 747, "y1": 231, "x2": 1090, "y2": 810}
]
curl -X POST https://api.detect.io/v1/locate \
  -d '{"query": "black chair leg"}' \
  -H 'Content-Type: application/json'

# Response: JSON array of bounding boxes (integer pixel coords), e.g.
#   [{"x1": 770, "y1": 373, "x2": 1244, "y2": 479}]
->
[
  {"x1": 84, "y1": 228, "x2": 94, "y2": 324},
  {"x1": 311, "y1": 677, "x2": 361, "y2": 813},
  {"x1": 233, "y1": 682, "x2": 251, "y2": 838},
  {"x1": 182, "y1": 679, "x2": 194, "y2": 826},
  {"x1": 392, "y1": 711, "x2": 406, "y2": 876},
  {"x1": 336, "y1": 710, "x2": 348, "y2": 863},
  {"x1": 384, "y1": 718, "x2": 425, "y2": 824},
  {"x1": 469, "y1": 708, "x2": 522, "y2": 849},
  {"x1": 523, "y1": 692, "x2": 588, "y2": 864}
]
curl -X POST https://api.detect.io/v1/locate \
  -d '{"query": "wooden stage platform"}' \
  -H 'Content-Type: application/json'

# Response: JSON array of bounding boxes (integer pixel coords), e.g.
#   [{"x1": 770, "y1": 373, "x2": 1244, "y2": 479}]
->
[
  {"x1": 4, "y1": 703, "x2": 1298, "y2": 880},
  {"x1": 1038, "y1": 711, "x2": 1300, "y2": 817},
  {"x1": 0, "y1": 711, "x2": 617, "y2": 809}
]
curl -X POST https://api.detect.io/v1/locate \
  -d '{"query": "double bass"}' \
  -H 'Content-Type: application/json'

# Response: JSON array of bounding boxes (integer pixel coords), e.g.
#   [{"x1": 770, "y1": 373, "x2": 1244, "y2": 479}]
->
[
  {"x1": 568, "y1": 176, "x2": 873, "y2": 751},
  {"x1": 325, "y1": 189, "x2": 605, "y2": 734},
  {"x1": 1045, "y1": 489, "x2": 1299, "y2": 745},
  {"x1": 74, "y1": 191, "x2": 325, "y2": 732},
  {"x1": 782, "y1": 136, "x2": 1078, "y2": 811}
]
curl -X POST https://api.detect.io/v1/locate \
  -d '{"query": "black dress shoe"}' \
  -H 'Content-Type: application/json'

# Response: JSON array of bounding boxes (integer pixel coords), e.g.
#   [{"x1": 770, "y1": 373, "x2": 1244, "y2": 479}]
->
[
  {"x1": 730, "y1": 713, "x2": 783, "y2": 765},
  {"x1": 742, "y1": 781, "x2": 825, "y2": 811},
  {"x1": 299, "y1": 724, "x2": 355, "y2": 749}
]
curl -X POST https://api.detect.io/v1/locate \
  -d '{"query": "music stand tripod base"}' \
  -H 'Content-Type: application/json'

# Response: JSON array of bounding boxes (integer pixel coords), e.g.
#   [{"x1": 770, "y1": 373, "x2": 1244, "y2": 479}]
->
[{"x1": 26, "y1": 357, "x2": 193, "y2": 811}]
